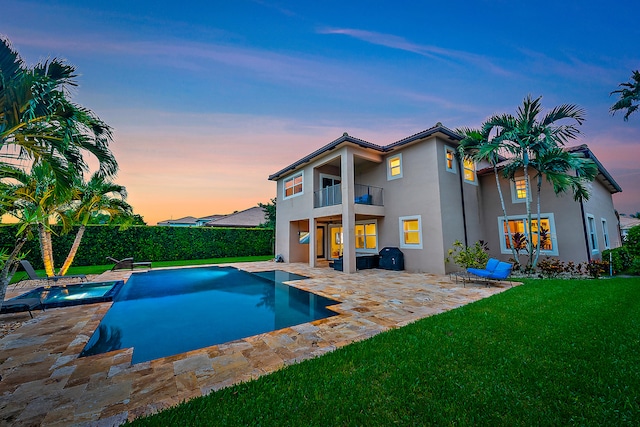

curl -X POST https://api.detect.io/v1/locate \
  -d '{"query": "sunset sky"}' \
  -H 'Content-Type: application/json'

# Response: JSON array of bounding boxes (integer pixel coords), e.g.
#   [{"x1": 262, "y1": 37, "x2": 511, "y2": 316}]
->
[{"x1": 3, "y1": 0, "x2": 639, "y2": 225}]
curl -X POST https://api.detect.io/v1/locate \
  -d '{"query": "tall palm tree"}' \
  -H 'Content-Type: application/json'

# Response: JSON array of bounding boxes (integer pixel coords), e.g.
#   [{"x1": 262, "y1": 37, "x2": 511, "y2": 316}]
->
[
  {"x1": 610, "y1": 70, "x2": 640, "y2": 121},
  {"x1": 504, "y1": 145, "x2": 598, "y2": 267},
  {"x1": 457, "y1": 125, "x2": 520, "y2": 264},
  {"x1": 490, "y1": 96, "x2": 586, "y2": 268},
  {"x1": 58, "y1": 174, "x2": 132, "y2": 276}
]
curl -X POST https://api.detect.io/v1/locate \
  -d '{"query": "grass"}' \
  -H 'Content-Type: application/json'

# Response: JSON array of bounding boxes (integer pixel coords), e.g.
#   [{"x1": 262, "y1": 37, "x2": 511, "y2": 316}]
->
[
  {"x1": 9, "y1": 255, "x2": 274, "y2": 283},
  {"x1": 128, "y1": 277, "x2": 640, "y2": 426}
]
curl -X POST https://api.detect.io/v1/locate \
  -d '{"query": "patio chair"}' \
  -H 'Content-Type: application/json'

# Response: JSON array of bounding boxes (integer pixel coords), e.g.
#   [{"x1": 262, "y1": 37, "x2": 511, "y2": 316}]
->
[
  {"x1": 106, "y1": 257, "x2": 152, "y2": 270},
  {"x1": 1, "y1": 298, "x2": 44, "y2": 319},
  {"x1": 466, "y1": 258, "x2": 513, "y2": 285},
  {"x1": 19, "y1": 260, "x2": 87, "y2": 282}
]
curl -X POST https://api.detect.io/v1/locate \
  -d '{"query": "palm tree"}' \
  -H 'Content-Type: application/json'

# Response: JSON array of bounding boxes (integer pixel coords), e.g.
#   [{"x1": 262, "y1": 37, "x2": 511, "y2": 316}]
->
[
  {"x1": 58, "y1": 174, "x2": 132, "y2": 276},
  {"x1": 504, "y1": 145, "x2": 598, "y2": 267},
  {"x1": 486, "y1": 96, "x2": 586, "y2": 269},
  {"x1": 5, "y1": 162, "x2": 76, "y2": 276},
  {"x1": 610, "y1": 70, "x2": 640, "y2": 121},
  {"x1": 457, "y1": 125, "x2": 521, "y2": 264},
  {"x1": 0, "y1": 36, "x2": 118, "y2": 181}
]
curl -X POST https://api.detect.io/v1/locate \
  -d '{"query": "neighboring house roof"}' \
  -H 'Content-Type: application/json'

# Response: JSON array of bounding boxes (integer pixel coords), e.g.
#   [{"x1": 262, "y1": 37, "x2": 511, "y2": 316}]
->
[
  {"x1": 620, "y1": 216, "x2": 640, "y2": 231},
  {"x1": 157, "y1": 216, "x2": 200, "y2": 226},
  {"x1": 204, "y1": 206, "x2": 266, "y2": 228},
  {"x1": 268, "y1": 123, "x2": 462, "y2": 181},
  {"x1": 477, "y1": 144, "x2": 622, "y2": 194}
]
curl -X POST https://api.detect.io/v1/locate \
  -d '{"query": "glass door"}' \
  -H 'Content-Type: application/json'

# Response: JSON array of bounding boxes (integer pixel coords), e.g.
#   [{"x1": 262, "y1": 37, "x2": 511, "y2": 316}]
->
[{"x1": 329, "y1": 225, "x2": 343, "y2": 260}]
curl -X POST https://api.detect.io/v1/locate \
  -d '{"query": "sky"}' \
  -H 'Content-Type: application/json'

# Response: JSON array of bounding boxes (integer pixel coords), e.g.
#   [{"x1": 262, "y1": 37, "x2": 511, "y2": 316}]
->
[{"x1": 2, "y1": 0, "x2": 639, "y2": 224}]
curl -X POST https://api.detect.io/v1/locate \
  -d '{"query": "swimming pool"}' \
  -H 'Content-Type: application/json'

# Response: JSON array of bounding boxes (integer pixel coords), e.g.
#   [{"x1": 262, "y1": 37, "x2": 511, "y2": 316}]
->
[
  {"x1": 9, "y1": 281, "x2": 124, "y2": 309},
  {"x1": 80, "y1": 267, "x2": 339, "y2": 364}
]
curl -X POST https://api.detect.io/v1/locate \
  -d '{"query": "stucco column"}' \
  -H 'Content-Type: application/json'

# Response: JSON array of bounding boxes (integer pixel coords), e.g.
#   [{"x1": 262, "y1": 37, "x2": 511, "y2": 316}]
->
[
  {"x1": 341, "y1": 148, "x2": 356, "y2": 273},
  {"x1": 309, "y1": 218, "x2": 317, "y2": 268}
]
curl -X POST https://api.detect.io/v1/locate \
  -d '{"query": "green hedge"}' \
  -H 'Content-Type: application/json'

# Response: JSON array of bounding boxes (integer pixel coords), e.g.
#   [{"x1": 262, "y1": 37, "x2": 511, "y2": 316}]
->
[{"x1": 0, "y1": 225, "x2": 274, "y2": 269}]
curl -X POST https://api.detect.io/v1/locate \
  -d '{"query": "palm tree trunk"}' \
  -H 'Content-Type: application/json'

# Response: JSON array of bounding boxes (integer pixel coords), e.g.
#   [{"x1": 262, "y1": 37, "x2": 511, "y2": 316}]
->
[
  {"x1": 58, "y1": 225, "x2": 85, "y2": 276},
  {"x1": 38, "y1": 223, "x2": 55, "y2": 277},
  {"x1": 494, "y1": 165, "x2": 519, "y2": 264},
  {"x1": 523, "y1": 151, "x2": 534, "y2": 270},
  {"x1": 0, "y1": 237, "x2": 28, "y2": 309},
  {"x1": 533, "y1": 175, "x2": 543, "y2": 268}
]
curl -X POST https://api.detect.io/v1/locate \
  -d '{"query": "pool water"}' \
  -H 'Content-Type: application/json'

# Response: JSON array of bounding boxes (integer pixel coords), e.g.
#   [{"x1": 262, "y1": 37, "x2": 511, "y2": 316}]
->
[
  {"x1": 10, "y1": 281, "x2": 124, "y2": 308},
  {"x1": 80, "y1": 267, "x2": 339, "y2": 364}
]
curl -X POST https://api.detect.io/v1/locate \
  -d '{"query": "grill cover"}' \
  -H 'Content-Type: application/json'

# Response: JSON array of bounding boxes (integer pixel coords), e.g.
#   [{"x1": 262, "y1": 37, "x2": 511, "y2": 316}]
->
[{"x1": 378, "y1": 247, "x2": 404, "y2": 271}]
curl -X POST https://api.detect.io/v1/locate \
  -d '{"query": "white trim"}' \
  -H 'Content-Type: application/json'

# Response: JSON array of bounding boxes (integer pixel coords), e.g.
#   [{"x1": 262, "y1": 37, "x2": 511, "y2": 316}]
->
[
  {"x1": 283, "y1": 171, "x2": 304, "y2": 200},
  {"x1": 399, "y1": 215, "x2": 423, "y2": 249},
  {"x1": 444, "y1": 145, "x2": 457, "y2": 174},
  {"x1": 510, "y1": 176, "x2": 531, "y2": 204},
  {"x1": 497, "y1": 213, "x2": 559, "y2": 256},
  {"x1": 586, "y1": 214, "x2": 599, "y2": 253},
  {"x1": 387, "y1": 153, "x2": 403, "y2": 180},
  {"x1": 601, "y1": 218, "x2": 610, "y2": 249}
]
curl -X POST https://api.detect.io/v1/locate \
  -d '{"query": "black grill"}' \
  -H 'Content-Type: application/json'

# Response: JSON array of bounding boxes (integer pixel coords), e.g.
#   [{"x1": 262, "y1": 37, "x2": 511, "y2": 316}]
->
[{"x1": 378, "y1": 247, "x2": 404, "y2": 271}]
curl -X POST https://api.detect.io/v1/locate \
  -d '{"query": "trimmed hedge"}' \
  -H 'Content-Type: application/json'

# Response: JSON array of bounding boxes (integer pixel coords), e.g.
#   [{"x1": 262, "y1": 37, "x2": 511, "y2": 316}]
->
[{"x1": 0, "y1": 225, "x2": 274, "y2": 269}]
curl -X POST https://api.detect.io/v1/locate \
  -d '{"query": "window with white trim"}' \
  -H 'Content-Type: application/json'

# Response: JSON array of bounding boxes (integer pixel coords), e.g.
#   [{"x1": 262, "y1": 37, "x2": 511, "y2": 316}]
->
[
  {"x1": 587, "y1": 214, "x2": 598, "y2": 253},
  {"x1": 463, "y1": 158, "x2": 476, "y2": 183},
  {"x1": 355, "y1": 221, "x2": 377, "y2": 253},
  {"x1": 498, "y1": 214, "x2": 558, "y2": 256},
  {"x1": 601, "y1": 218, "x2": 610, "y2": 249},
  {"x1": 399, "y1": 215, "x2": 422, "y2": 249},
  {"x1": 283, "y1": 172, "x2": 303, "y2": 199},
  {"x1": 387, "y1": 154, "x2": 403, "y2": 180},
  {"x1": 445, "y1": 146, "x2": 457, "y2": 173},
  {"x1": 510, "y1": 177, "x2": 530, "y2": 203}
]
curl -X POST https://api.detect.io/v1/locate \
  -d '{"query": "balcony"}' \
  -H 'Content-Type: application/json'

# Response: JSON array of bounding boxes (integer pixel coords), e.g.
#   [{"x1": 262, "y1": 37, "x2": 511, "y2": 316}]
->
[{"x1": 314, "y1": 183, "x2": 383, "y2": 208}]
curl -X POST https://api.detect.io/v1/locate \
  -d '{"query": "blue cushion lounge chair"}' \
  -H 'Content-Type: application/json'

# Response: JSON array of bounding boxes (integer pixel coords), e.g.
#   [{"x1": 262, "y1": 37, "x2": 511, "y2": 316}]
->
[
  {"x1": 20, "y1": 260, "x2": 87, "y2": 282},
  {"x1": 467, "y1": 258, "x2": 513, "y2": 285},
  {"x1": 1, "y1": 298, "x2": 44, "y2": 318}
]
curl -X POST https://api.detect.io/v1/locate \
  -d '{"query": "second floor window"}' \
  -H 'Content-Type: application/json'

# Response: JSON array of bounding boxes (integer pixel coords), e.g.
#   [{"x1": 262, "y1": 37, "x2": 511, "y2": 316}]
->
[
  {"x1": 463, "y1": 159, "x2": 476, "y2": 183},
  {"x1": 445, "y1": 147, "x2": 456, "y2": 173},
  {"x1": 387, "y1": 154, "x2": 403, "y2": 180},
  {"x1": 284, "y1": 172, "x2": 303, "y2": 199}
]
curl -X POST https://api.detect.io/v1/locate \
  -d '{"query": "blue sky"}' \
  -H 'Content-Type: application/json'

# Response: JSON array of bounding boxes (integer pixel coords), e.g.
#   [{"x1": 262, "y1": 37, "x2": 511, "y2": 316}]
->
[{"x1": 2, "y1": 0, "x2": 639, "y2": 223}]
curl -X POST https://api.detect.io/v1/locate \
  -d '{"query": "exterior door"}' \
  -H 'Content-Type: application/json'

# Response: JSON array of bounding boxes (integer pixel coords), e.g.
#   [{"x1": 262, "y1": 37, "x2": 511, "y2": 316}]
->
[
  {"x1": 316, "y1": 226, "x2": 325, "y2": 259},
  {"x1": 329, "y1": 225, "x2": 343, "y2": 259}
]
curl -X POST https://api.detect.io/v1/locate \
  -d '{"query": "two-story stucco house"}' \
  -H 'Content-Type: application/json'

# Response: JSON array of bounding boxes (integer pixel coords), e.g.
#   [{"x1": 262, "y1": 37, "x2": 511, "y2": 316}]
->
[{"x1": 268, "y1": 123, "x2": 622, "y2": 274}]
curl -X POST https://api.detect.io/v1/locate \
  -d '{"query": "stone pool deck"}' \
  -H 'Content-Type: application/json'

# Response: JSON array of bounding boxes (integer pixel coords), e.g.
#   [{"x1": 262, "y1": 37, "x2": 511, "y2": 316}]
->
[{"x1": 0, "y1": 262, "x2": 515, "y2": 426}]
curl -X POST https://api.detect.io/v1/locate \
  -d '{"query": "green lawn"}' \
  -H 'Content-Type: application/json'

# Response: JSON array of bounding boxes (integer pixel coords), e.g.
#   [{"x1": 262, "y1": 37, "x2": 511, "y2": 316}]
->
[
  {"x1": 9, "y1": 255, "x2": 274, "y2": 283},
  {"x1": 128, "y1": 277, "x2": 640, "y2": 426}
]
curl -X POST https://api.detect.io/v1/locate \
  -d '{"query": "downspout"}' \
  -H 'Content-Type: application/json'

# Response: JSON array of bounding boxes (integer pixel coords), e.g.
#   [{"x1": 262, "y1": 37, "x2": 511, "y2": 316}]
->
[
  {"x1": 577, "y1": 170, "x2": 591, "y2": 263},
  {"x1": 579, "y1": 198, "x2": 591, "y2": 263},
  {"x1": 456, "y1": 155, "x2": 469, "y2": 246}
]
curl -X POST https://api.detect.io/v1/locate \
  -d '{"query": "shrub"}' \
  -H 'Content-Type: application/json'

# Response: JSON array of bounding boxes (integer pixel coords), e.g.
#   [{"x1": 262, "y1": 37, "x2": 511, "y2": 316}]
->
[
  {"x1": 586, "y1": 259, "x2": 609, "y2": 279},
  {"x1": 602, "y1": 247, "x2": 634, "y2": 274},
  {"x1": 445, "y1": 240, "x2": 489, "y2": 269}
]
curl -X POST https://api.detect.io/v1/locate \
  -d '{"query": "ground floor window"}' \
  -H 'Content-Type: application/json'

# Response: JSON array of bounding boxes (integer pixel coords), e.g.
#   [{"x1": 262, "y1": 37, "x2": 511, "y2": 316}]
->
[
  {"x1": 587, "y1": 214, "x2": 599, "y2": 253},
  {"x1": 355, "y1": 222, "x2": 377, "y2": 253},
  {"x1": 498, "y1": 214, "x2": 558, "y2": 256},
  {"x1": 399, "y1": 215, "x2": 423, "y2": 249}
]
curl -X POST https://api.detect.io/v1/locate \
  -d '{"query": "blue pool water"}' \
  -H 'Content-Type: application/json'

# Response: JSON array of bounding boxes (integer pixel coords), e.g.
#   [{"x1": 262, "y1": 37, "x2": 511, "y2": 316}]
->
[
  {"x1": 80, "y1": 267, "x2": 339, "y2": 364},
  {"x1": 10, "y1": 281, "x2": 123, "y2": 308}
]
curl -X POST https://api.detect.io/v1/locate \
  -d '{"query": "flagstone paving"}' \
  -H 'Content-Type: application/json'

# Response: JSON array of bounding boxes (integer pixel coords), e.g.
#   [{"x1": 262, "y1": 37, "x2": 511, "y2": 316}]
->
[{"x1": 0, "y1": 262, "x2": 515, "y2": 426}]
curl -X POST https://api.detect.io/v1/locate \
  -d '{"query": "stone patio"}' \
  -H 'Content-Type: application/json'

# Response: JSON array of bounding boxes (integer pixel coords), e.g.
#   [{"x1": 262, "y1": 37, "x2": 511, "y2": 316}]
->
[{"x1": 0, "y1": 262, "x2": 515, "y2": 426}]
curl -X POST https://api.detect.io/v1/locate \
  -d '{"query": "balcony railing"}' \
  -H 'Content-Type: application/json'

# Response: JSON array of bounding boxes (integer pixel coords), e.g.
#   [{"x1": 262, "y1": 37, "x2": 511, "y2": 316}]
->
[{"x1": 314, "y1": 183, "x2": 383, "y2": 208}]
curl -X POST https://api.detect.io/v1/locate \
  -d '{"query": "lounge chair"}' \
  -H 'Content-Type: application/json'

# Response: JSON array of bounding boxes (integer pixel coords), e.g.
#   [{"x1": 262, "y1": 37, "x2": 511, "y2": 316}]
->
[
  {"x1": 20, "y1": 260, "x2": 87, "y2": 282},
  {"x1": 467, "y1": 258, "x2": 513, "y2": 285},
  {"x1": 1, "y1": 298, "x2": 44, "y2": 318},
  {"x1": 106, "y1": 257, "x2": 152, "y2": 270}
]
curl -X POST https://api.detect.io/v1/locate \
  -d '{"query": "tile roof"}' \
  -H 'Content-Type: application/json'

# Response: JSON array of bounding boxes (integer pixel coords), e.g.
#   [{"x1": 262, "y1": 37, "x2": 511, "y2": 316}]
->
[
  {"x1": 204, "y1": 206, "x2": 266, "y2": 228},
  {"x1": 268, "y1": 123, "x2": 463, "y2": 181}
]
